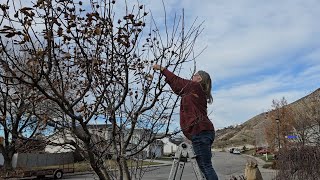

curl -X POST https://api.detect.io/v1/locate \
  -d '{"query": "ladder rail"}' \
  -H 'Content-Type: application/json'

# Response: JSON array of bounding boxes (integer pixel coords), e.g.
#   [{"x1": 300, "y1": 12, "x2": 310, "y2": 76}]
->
[
  {"x1": 168, "y1": 143, "x2": 205, "y2": 180},
  {"x1": 188, "y1": 147, "x2": 204, "y2": 179}
]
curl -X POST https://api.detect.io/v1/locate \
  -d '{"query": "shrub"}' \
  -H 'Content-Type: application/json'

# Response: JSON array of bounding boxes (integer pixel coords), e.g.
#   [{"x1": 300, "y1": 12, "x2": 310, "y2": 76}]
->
[{"x1": 275, "y1": 146, "x2": 320, "y2": 180}]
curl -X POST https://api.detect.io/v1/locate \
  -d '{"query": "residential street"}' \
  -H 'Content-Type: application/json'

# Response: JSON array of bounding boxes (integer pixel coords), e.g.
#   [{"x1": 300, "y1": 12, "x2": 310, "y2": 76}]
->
[{"x1": 19, "y1": 152, "x2": 277, "y2": 180}]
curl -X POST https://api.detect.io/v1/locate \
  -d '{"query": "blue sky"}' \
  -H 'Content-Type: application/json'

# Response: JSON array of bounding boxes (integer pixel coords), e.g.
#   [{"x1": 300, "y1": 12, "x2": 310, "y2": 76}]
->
[{"x1": 142, "y1": 0, "x2": 320, "y2": 129}]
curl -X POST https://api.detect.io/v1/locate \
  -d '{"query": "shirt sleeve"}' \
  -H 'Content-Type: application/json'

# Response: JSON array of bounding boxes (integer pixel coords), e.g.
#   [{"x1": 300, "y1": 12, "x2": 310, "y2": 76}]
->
[{"x1": 161, "y1": 69, "x2": 193, "y2": 96}]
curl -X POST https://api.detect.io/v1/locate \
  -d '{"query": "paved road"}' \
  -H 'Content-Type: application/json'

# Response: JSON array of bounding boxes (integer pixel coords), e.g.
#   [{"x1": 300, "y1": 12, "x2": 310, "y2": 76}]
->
[
  {"x1": 142, "y1": 152, "x2": 248, "y2": 180},
  {"x1": 19, "y1": 152, "x2": 276, "y2": 180}
]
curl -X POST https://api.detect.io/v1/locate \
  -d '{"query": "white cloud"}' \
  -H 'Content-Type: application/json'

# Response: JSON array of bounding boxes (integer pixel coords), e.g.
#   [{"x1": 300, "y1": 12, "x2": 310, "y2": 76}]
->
[
  {"x1": 146, "y1": 0, "x2": 320, "y2": 128},
  {"x1": 210, "y1": 63, "x2": 320, "y2": 129},
  {"x1": 3, "y1": 0, "x2": 319, "y2": 129},
  {"x1": 211, "y1": 79, "x2": 307, "y2": 129},
  {"x1": 192, "y1": 0, "x2": 320, "y2": 80},
  {"x1": 304, "y1": 48, "x2": 320, "y2": 63},
  {"x1": 299, "y1": 65, "x2": 320, "y2": 80}
]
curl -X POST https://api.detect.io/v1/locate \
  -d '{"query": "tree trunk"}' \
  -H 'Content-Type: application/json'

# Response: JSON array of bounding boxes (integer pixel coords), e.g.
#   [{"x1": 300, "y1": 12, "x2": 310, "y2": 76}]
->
[
  {"x1": 73, "y1": 124, "x2": 112, "y2": 180},
  {"x1": 2, "y1": 151, "x2": 14, "y2": 170},
  {"x1": 85, "y1": 142, "x2": 111, "y2": 180},
  {"x1": 116, "y1": 156, "x2": 124, "y2": 180},
  {"x1": 91, "y1": 162, "x2": 110, "y2": 180},
  {"x1": 121, "y1": 157, "x2": 131, "y2": 180}
]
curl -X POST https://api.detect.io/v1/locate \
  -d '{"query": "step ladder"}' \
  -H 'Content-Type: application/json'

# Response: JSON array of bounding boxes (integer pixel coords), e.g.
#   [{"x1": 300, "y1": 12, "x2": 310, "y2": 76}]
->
[{"x1": 168, "y1": 142, "x2": 205, "y2": 180}]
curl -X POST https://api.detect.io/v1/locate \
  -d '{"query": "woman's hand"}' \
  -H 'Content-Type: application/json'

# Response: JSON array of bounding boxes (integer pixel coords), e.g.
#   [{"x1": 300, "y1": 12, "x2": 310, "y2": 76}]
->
[{"x1": 153, "y1": 64, "x2": 164, "y2": 71}]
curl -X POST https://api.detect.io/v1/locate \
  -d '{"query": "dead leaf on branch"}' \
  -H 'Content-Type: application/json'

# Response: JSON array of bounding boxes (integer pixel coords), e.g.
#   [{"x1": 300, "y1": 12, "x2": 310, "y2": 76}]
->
[
  {"x1": 1, "y1": 25, "x2": 14, "y2": 31},
  {"x1": 19, "y1": 7, "x2": 35, "y2": 17},
  {"x1": 94, "y1": 27, "x2": 101, "y2": 35},
  {"x1": 77, "y1": 106, "x2": 85, "y2": 112},
  {"x1": 64, "y1": 52, "x2": 71, "y2": 59},
  {"x1": 5, "y1": 32, "x2": 16, "y2": 38},
  {"x1": 23, "y1": 34, "x2": 30, "y2": 41},
  {"x1": 57, "y1": 28, "x2": 63, "y2": 36},
  {"x1": 20, "y1": 7, "x2": 34, "y2": 11},
  {"x1": 145, "y1": 74, "x2": 153, "y2": 81}
]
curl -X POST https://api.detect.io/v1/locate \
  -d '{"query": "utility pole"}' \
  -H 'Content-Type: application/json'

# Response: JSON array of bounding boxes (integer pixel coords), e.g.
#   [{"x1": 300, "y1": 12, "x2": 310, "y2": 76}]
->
[{"x1": 275, "y1": 118, "x2": 280, "y2": 151}]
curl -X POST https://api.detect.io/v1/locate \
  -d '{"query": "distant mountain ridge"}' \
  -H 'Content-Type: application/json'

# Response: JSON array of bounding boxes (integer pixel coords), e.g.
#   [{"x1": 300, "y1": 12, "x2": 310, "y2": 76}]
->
[{"x1": 214, "y1": 88, "x2": 320, "y2": 148}]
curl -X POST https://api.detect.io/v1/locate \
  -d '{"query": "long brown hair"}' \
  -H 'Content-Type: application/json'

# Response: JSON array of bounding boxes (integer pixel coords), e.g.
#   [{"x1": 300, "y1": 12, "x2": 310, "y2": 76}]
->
[{"x1": 197, "y1": 70, "x2": 213, "y2": 104}]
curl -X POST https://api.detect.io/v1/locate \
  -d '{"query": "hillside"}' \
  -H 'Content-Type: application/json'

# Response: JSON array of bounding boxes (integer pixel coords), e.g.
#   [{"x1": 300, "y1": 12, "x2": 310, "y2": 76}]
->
[{"x1": 214, "y1": 88, "x2": 320, "y2": 149}]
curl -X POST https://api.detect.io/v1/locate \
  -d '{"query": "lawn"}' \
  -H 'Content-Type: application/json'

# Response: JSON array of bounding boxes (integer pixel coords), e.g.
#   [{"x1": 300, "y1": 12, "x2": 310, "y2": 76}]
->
[
  {"x1": 154, "y1": 157, "x2": 174, "y2": 161},
  {"x1": 259, "y1": 154, "x2": 274, "y2": 162}
]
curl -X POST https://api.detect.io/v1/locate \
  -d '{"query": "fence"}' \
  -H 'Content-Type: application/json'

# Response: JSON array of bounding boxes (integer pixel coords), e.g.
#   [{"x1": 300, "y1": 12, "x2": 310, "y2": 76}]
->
[{"x1": 12, "y1": 152, "x2": 74, "y2": 168}]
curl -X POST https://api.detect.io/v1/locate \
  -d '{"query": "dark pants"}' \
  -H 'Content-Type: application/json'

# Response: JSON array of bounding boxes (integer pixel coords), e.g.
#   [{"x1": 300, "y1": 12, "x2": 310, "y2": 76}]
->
[{"x1": 192, "y1": 131, "x2": 218, "y2": 180}]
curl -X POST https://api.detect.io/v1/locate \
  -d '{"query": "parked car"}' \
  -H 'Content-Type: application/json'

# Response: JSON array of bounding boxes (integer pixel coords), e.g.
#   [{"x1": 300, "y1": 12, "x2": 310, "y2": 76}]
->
[
  {"x1": 232, "y1": 149, "x2": 241, "y2": 155},
  {"x1": 229, "y1": 148, "x2": 241, "y2": 154},
  {"x1": 256, "y1": 148, "x2": 270, "y2": 155}
]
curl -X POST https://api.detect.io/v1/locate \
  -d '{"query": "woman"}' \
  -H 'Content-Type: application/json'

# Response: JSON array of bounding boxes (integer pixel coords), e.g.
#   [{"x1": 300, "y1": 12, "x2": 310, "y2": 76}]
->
[{"x1": 153, "y1": 64, "x2": 218, "y2": 180}]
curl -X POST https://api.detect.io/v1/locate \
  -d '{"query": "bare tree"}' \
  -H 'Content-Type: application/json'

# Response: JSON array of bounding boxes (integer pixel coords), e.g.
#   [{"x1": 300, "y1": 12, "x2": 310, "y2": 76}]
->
[
  {"x1": 276, "y1": 146, "x2": 320, "y2": 180},
  {"x1": 265, "y1": 97, "x2": 295, "y2": 151},
  {"x1": 290, "y1": 90, "x2": 320, "y2": 146},
  {"x1": 289, "y1": 102, "x2": 315, "y2": 146},
  {"x1": 302, "y1": 90, "x2": 320, "y2": 146},
  {"x1": 0, "y1": 0, "x2": 203, "y2": 179},
  {"x1": 275, "y1": 91, "x2": 320, "y2": 180},
  {"x1": 267, "y1": 91, "x2": 320, "y2": 148},
  {"x1": 0, "y1": 74, "x2": 46, "y2": 169},
  {"x1": 266, "y1": 91, "x2": 320, "y2": 180}
]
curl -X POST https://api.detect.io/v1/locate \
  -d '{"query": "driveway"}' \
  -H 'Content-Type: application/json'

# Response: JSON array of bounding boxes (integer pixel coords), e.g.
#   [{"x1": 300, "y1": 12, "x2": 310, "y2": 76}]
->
[{"x1": 16, "y1": 152, "x2": 277, "y2": 180}]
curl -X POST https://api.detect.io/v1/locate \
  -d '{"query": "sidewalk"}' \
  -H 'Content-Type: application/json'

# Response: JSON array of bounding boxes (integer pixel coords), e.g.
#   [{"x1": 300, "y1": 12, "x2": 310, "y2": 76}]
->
[
  {"x1": 144, "y1": 158, "x2": 173, "y2": 167},
  {"x1": 73, "y1": 158, "x2": 172, "y2": 175}
]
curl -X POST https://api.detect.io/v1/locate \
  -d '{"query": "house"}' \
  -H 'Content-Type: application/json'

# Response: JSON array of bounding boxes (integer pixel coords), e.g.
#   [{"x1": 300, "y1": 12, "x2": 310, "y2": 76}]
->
[
  {"x1": 86, "y1": 124, "x2": 113, "y2": 140},
  {"x1": 45, "y1": 125, "x2": 162, "y2": 159},
  {"x1": 148, "y1": 140, "x2": 164, "y2": 158},
  {"x1": 161, "y1": 135, "x2": 183, "y2": 156},
  {"x1": 124, "y1": 128, "x2": 164, "y2": 159},
  {"x1": 45, "y1": 129, "x2": 77, "y2": 153},
  {"x1": 45, "y1": 124, "x2": 114, "y2": 154}
]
